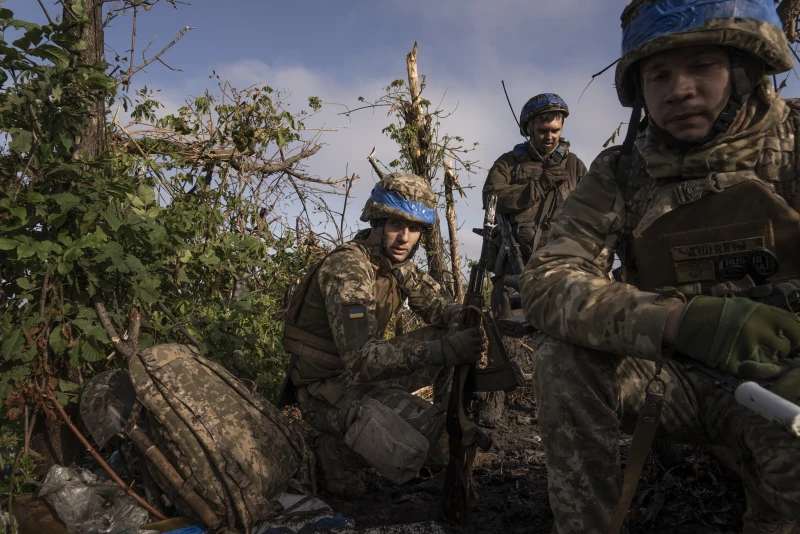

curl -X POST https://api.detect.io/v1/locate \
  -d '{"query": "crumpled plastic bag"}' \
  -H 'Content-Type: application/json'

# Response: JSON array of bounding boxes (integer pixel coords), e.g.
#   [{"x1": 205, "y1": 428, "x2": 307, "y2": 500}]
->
[
  {"x1": 38, "y1": 465, "x2": 150, "y2": 534},
  {"x1": 255, "y1": 493, "x2": 354, "y2": 534}
]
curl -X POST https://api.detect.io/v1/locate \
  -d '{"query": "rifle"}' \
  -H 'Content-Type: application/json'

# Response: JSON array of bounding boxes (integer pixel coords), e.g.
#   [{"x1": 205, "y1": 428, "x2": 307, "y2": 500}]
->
[
  {"x1": 494, "y1": 210, "x2": 526, "y2": 279},
  {"x1": 443, "y1": 195, "x2": 522, "y2": 525}
]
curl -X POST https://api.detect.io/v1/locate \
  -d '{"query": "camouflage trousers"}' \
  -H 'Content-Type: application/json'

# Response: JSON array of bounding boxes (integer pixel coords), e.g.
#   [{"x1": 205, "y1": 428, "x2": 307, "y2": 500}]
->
[
  {"x1": 535, "y1": 339, "x2": 800, "y2": 534},
  {"x1": 298, "y1": 326, "x2": 451, "y2": 485}
]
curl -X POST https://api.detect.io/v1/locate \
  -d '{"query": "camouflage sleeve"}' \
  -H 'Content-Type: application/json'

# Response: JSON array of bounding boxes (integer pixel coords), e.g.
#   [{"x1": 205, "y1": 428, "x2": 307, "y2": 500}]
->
[
  {"x1": 483, "y1": 153, "x2": 532, "y2": 214},
  {"x1": 317, "y1": 246, "x2": 438, "y2": 383},
  {"x1": 398, "y1": 263, "x2": 453, "y2": 326},
  {"x1": 519, "y1": 148, "x2": 680, "y2": 360}
]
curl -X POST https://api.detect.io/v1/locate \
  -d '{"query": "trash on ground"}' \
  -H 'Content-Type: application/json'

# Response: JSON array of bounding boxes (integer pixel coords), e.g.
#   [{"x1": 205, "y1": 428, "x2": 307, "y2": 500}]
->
[{"x1": 38, "y1": 465, "x2": 150, "y2": 534}]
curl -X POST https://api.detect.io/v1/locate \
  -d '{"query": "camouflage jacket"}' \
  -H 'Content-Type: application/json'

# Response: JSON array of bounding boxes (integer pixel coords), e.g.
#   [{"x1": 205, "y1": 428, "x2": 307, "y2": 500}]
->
[
  {"x1": 520, "y1": 89, "x2": 800, "y2": 360},
  {"x1": 483, "y1": 140, "x2": 586, "y2": 259},
  {"x1": 287, "y1": 229, "x2": 453, "y2": 387}
]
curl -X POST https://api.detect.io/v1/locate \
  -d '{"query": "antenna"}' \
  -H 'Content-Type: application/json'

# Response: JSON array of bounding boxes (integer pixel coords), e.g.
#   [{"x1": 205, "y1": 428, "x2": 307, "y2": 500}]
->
[{"x1": 501, "y1": 80, "x2": 521, "y2": 132}]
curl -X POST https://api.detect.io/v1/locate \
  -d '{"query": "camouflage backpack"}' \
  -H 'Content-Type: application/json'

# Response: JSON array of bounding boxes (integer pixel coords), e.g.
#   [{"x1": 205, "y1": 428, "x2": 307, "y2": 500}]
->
[{"x1": 127, "y1": 344, "x2": 311, "y2": 532}]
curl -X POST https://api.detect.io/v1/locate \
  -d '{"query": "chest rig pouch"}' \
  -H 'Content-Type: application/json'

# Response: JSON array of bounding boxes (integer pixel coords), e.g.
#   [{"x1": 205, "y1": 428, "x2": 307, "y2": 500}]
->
[{"x1": 632, "y1": 179, "x2": 800, "y2": 293}]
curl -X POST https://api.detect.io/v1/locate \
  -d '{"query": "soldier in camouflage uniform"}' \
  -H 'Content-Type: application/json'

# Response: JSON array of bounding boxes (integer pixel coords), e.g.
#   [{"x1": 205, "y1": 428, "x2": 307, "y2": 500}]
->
[
  {"x1": 480, "y1": 96, "x2": 587, "y2": 427},
  {"x1": 282, "y1": 173, "x2": 483, "y2": 496},
  {"x1": 521, "y1": 1, "x2": 800, "y2": 533},
  {"x1": 483, "y1": 93, "x2": 587, "y2": 263}
]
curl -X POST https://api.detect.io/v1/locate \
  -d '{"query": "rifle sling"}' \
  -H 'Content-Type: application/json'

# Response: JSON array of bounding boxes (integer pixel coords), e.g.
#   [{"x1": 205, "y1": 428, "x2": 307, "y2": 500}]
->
[
  {"x1": 530, "y1": 187, "x2": 560, "y2": 253},
  {"x1": 608, "y1": 370, "x2": 665, "y2": 534}
]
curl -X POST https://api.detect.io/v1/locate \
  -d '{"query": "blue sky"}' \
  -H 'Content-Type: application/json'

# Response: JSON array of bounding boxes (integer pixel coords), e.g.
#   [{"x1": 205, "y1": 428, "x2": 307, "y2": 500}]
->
[{"x1": 6, "y1": 1, "x2": 800, "y2": 260}]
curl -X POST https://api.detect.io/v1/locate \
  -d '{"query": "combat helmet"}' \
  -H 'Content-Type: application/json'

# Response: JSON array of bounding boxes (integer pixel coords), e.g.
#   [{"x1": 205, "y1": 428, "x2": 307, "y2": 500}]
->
[
  {"x1": 616, "y1": 0, "x2": 794, "y2": 107},
  {"x1": 360, "y1": 172, "x2": 437, "y2": 227},
  {"x1": 519, "y1": 93, "x2": 570, "y2": 136}
]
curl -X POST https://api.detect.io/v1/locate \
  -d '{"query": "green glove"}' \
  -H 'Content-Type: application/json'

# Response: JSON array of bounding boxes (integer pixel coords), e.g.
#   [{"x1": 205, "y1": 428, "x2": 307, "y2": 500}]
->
[
  {"x1": 433, "y1": 327, "x2": 484, "y2": 367},
  {"x1": 771, "y1": 366, "x2": 800, "y2": 405},
  {"x1": 674, "y1": 296, "x2": 800, "y2": 380}
]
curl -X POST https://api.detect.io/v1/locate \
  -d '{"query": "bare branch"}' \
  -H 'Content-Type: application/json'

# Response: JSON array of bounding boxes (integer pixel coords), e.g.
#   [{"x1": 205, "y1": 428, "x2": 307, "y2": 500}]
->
[
  {"x1": 35, "y1": 0, "x2": 55, "y2": 25},
  {"x1": 124, "y1": 4, "x2": 138, "y2": 85},
  {"x1": 47, "y1": 389, "x2": 167, "y2": 521},
  {"x1": 120, "y1": 24, "x2": 191, "y2": 84},
  {"x1": 367, "y1": 147, "x2": 386, "y2": 179},
  {"x1": 337, "y1": 102, "x2": 392, "y2": 117}
]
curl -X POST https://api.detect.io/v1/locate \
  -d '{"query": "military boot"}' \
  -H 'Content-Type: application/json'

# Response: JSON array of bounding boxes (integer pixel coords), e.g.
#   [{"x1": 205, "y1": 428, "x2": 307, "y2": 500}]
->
[{"x1": 315, "y1": 434, "x2": 367, "y2": 499}]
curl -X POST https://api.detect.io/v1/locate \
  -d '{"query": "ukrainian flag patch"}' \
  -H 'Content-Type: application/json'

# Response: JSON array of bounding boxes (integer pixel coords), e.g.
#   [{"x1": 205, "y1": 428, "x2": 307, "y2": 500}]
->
[{"x1": 346, "y1": 304, "x2": 367, "y2": 320}]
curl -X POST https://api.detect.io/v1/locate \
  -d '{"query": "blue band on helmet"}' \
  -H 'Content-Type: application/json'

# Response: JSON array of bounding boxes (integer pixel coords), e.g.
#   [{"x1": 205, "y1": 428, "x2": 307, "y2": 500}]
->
[
  {"x1": 623, "y1": 0, "x2": 783, "y2": 55},
  {"x1": 522, "y1": 93, "x2": 568, "y2": 116},
  {"x1": 370, "y1": 185, "x2": 436, "y2": 225}
]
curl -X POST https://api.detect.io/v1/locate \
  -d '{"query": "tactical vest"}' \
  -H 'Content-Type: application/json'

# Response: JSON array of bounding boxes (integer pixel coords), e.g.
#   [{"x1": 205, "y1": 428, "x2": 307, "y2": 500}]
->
[
  {"x1": 283, "y1": 233, "x2": 404, "y2": 386},
  {"x1": 615, "y1": 100, "x2": 800, "y2": 295},
  {"x1": 508, "y1": 142, "x2": 582, "y2": 259}
]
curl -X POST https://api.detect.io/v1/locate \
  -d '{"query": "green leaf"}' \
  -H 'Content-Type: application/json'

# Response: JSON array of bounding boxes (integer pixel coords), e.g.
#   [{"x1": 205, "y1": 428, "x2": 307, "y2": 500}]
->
[
  {"x1": 10, "y1": 129, "x2": 32, "y2": 153},
  {"x1": 199, "y1": 251, "x2": 221, "y2": 266},
  {"x1": 137, "y1": 183, "x2": 155, "y2": 205},
  {"x1": 104, "y1": 204, "x2": 122, "y2": 231},
  {"x1": 52, "y1": 192, "x2": 80, "y2": 211},
  {"x1": 1, "y1": 330, "x2": 24, "y2": 360},
  {"x1": 177, "y1": 249, "x2": 193, "y2": 263},
  {"x1": 15, "y1": 240, "x2": 35, "y2": 259},
  {"x1": 48, "y1": 327, "x2": 67, "y2": 355},
  {"x1": 0, "y1": 238, "x2": 17, "y2": 251},
  {"x1": 58, "y1": 380, "x2": 80, "y2": 393},
  {"x1": 10, "y1": 206, "x2": 26, "y2": 222},
  {"x1": 15, "y1": 277, "x2": 32, "y2": 290},
  {"x1": 80, "y1": 341, "x2": 106, "y2": 363}
]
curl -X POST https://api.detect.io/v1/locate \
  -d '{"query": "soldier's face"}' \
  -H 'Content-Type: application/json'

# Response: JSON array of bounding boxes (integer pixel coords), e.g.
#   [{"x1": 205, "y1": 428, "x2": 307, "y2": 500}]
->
[
  {"x1": 640, "y1": 46, "x2": 732, "y2": 143},
  {"x1": 528, "y1": 116, "x2": 563, "y2": 154},
  {"x1": 383, "y1": 218, "x2": 423, "y2": 263}
]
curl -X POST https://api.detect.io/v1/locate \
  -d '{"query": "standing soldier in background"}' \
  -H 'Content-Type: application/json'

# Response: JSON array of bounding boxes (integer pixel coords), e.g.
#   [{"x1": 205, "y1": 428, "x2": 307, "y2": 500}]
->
[
  {"x1": 483, "y1": 92, "x2": 586, "y2": 266},
  {"x1": 522, "y1": 1, "x2": 800, "y2": 533},
  {"x1": 479, "y1": 93, "x2": 587, "y2": 426},
  {"x1": 281, "y1": 173, "x2": 484, "y2": 497}
]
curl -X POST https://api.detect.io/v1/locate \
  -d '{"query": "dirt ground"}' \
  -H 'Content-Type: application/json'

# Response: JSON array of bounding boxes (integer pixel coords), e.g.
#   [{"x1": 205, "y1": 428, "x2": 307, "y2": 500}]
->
[
  {"x1": 6, "y1": 337, "x2": 747, "y2": 534},
  {"x1": 327, "y1": 338, "x2": 747, "y2": 534}
]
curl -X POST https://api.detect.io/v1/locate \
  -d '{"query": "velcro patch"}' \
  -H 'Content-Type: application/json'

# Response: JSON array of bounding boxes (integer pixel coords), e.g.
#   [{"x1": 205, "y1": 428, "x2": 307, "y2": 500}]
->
[{"x1": 346, "y1": 304, "x2": 367, "y2": 320}]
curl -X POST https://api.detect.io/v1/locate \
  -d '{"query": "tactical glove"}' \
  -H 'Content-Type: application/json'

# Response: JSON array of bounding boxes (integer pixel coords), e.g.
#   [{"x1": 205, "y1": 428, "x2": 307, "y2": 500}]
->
[
  {"x1": 442, "y1": 303, "x2": 468, "y2": 328},
  {"x1": 432, "y1": 327, "x2": 484, "y2": 367},
  {"x1": 771, "y1": 365, "x2": 800, "y2": 405},
  {"x1": 674, "y1": 296, "x2": 800, "y2": 380}
]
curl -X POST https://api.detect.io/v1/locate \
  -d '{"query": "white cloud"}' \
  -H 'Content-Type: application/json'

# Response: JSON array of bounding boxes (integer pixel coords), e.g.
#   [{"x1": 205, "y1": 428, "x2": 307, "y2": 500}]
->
[
  {"x1": 138, "y1": 0, "x2": 631, "y2": 262},
  {"x1": 201, "y1": 52, "x2": 626, "y2": 260}
]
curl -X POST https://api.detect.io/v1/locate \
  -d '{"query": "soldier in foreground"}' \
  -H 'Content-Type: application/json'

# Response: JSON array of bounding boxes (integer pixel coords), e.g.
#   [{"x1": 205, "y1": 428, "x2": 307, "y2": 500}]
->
[
  {"x1": 281, "y1": 173, "x2": 483, "y2": 496},
  {"x1": 479, "y1": 94, "x2": 586, "y2": 426},
  {"x1": 521, "y1": 1, "x2": 800, "y2": 533}
]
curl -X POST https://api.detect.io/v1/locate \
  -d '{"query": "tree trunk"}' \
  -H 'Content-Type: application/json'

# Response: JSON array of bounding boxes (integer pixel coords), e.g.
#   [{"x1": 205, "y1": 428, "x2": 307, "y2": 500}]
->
[
  {"x1": 444, "y1": 160, "x2": 465, "y2": 303},
  {"x1": 404, "y1": 42, "x2": 453, "y2": 296},
  {"x1": 63, "y1": 0, "x2": 106, "y2": 159}
]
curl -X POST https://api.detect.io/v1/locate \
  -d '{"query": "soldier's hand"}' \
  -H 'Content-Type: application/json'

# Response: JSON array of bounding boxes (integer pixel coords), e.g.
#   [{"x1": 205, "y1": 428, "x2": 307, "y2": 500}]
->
[
  {"x1": 771, "y1": 365, "x2": 800, "y2": 405},
  {"x1": 674, "y1": 296, "x2": 800, "y2": 380},
  {"x1": 442, "y1": 303, "x2": 468, "y2": 328},
  {"x1": 439, "y1": 327, "x2": 484, "y2": 367}
]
